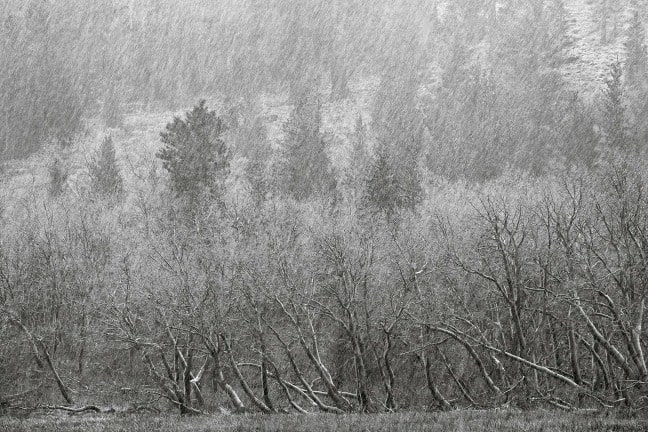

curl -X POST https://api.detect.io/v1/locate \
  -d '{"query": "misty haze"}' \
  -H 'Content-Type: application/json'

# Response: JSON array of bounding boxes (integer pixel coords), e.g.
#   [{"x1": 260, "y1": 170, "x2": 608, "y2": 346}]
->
[{"x1": 1, "y1": 1, "x2": 648, "y2": 431}]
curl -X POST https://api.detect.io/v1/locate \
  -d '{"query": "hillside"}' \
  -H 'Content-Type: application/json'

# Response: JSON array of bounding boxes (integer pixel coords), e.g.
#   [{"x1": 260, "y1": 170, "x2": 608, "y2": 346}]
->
[
  {"x1": 0, "y1": 0, "x2": 642, "y2": 206},
  {"x1": 563, "y1": 0, "x2": 630, "y2": 98}
]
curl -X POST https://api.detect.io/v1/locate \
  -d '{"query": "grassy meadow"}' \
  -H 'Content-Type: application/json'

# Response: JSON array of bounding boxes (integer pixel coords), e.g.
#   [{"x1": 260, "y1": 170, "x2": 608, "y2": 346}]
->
[{"x1": 1, "y1": 411, "x2": 646, "y2": 432}]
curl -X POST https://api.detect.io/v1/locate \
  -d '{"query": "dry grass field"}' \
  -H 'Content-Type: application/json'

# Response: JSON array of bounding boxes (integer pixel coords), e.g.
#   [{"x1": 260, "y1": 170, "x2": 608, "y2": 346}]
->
[{"x1": 1, "y1": 410, "x2": 647, "y2": 432}]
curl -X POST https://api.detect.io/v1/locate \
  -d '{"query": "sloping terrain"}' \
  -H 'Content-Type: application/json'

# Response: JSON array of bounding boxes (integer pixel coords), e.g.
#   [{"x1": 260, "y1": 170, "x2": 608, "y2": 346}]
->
[{"x1": 0, "y1": 1, "x2": 641, "y2": 210}]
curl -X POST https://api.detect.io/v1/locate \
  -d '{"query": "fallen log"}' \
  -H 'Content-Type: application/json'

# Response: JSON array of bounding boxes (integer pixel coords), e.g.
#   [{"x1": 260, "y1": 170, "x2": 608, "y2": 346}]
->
[{"x1": 40, "y1": 405, "x2": 109, "y2": 415}]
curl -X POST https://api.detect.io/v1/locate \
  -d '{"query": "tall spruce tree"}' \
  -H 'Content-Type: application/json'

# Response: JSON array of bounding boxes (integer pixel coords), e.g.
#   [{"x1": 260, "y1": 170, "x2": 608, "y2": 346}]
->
[
  {"x1": 277, "y1": 92, "x2": 335, "y2": 201},
  {"x1": 345, "y1": 114, "x2": 369, "y2": 188},
  {"x1": 602, "y1": 61, "x2": 628, "y2": 149},
  {"x1": 48, "y1": 158, "x2": 69, "y2": 197},
  {"x1": 89, "y1": 135, "x2": 123, "y2": 197},
  {"x1": 367, "y1": 69, "x2": 423, "y2": 215},
  {"x1": 365, "y1": 140, "x2": 422, "y2": 217}
]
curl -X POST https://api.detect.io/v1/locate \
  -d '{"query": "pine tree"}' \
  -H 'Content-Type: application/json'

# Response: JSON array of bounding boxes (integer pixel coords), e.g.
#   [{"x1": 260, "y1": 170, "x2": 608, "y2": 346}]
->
[
  {"x1": 368, "y1": 66, "x2": 423, "y2": 213},
  {"x1": 343, "y1": 114, "x2": 370, "y2": 200},
  {"x1": 597, "y1": 0, "x2": 612, "y2": 44},
  {"x1": 365, "y1": 141, "x2": 422, "y2": 217},
  {"x1": 157, "y1": 100, "x2": 229, "y2": 198},
  {"x1": 89, "y1": 135, "x2": 123, "y2": 197},
  {"x1": 48, "y1": 158, "x2": 68, "y2": 197},
  {"x1": 365, "y1": 145, "x2": 396, "y2": 213},
  {"x1": 544, "y1": 0, "x2": 572, "y2": 67},
  {"x1": 349, "y1": 114, "x2": 368, "y2": 176},
  {"x1": 602, "y1": 61, "x2": 627, "y2": 149},
  {"x1": 240, "y1": 115, "x2": 272, "y2": 203},
  {"x1": 277, "y1": 92, "x2": 335, "y2": 200}
]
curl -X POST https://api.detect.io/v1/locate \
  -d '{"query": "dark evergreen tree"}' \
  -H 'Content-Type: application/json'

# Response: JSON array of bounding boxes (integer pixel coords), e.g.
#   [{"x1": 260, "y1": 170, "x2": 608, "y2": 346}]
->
[
  {"x1": 157, "y1": 100, "x2": 230, "y2": 198},
  {"x1": 602, "y1": 61, "x2": 628, "y2": 149},
  {"x1": 597, "y1": 0, "x2": 623, "y2": 45},
  {"x1": 342, "y1": 114, "x2": 370, "y2": 201},
  {"x1": 487, "y1": 1, "x2": 579, "y2": 174},
  {"x1": 365, "y1": 141, "x2": 422, "y2": 217},
  {"x1": 89, "y1": 135, "x2": 123, "y2": 197},
  {"x1": 277, "y1": 92, "x2": 335, "y2": 200},
  {"x1": 48, "y1": 158, "x2": 68, "y2": 197},
  {"x1": 561, "y1": 96, "x2": 600, "y2": 167},
  {"x1": 349, "y1": 114, "x2": 368, "y2": 178},
  {"x1": 238, "y1": 115, "x2": 272, "y2": 203},
  {"x1": 368, "y1": 70, "x2": 423, "y2": 215}
]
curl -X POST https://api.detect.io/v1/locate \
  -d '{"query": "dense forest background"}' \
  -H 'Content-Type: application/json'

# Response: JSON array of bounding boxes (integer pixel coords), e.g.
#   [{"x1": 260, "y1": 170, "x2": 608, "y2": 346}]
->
[{"x1": 2, "y1": 0, "x2": 648, "y2": 415}]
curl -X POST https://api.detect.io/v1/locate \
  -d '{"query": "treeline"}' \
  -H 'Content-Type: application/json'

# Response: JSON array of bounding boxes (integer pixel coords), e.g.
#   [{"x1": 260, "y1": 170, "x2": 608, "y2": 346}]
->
[
  {"x1": 2, "y1": 148, "x2": 648, "y2": 413},
  {"x1": 1, "y1": 95, "x2": 648, "y2": 414},
  {"x1": 2, "y1": 0, "x2": 648, "y2": 416}
]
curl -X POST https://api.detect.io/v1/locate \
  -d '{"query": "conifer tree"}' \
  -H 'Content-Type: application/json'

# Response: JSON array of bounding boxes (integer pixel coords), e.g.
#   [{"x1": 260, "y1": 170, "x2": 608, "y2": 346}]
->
[
  {"x1": 277, "y1": 92, "x2": 335, "y2": 200},
  {"x1": 348, "y1": 114, "x2": 368, "y2": 179},
  {"x1": 368, "y1": 65, "x2": 423, "y2": 213},
  {"x1": 89, "y1": 135, "x2": 123, "y2": 197},
  {"x1": 602, "y1": 61, "x2": 628, "y2": 149},
  {"x1": 48, "y1": 158, "x2": 68, "y2": 197},
  {"x1": 342, "y1": 114, "x2": 370, "y2": 201},
  {"x1": 239, "y1": 115, "x2": 272, "y2": 203},
  {"x1": 365, "y1": 141, "x2": 422, "y2": 217},
  {"x1": 597, "y1": 0, "x2": 622, "y2": 45},
  {"x1": 157, "y1": 100, "x2": 229, "y2": 198}
]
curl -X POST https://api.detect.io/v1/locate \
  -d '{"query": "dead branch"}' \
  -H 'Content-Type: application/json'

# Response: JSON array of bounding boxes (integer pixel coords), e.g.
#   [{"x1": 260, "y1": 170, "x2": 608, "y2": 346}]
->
[{"x1": 39, "y1": 405, "x2": 104, "y2": 415}]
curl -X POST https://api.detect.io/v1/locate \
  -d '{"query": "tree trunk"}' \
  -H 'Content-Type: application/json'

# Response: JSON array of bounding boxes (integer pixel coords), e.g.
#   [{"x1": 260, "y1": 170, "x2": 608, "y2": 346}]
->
[
  {"x1": 348, "y1": 318, "x2": 372, "y2": 412},
  {"x1": 568, "y1": 325, "x2": 582, "y2": 385},
  {"x1": 429, "y1": 326, "x2": 502, "y2": 395},
  {"x1": 261, "y1": 358, "x2": 275, "y2": 412},
  {"x1": 39, "y1": 341, "x2": 74, "y2": 405},
  {"x1": 205, "y1": 339, "x2": 245, "y2": 412},
  {"x1": 382, "y1": 331, "x2": 397, "y2": 410},
  {"x1": 221, "y1": 335, "x2": 274, "y2": 414},
  {"x1": 420, "y1": 351, "x2": 451, "y2": 411}
]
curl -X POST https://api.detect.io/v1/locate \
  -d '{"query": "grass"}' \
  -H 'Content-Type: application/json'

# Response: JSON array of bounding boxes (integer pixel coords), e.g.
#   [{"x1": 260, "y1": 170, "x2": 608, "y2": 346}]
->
[{"x1": 0, "y1": 410, "x2": 646, "y2": 432}]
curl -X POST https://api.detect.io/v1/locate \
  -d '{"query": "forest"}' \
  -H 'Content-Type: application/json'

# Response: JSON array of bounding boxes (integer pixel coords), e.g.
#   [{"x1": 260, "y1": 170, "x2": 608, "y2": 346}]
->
[{"x1": 2, "y1": 0, "x2": 648, "y2": 424}]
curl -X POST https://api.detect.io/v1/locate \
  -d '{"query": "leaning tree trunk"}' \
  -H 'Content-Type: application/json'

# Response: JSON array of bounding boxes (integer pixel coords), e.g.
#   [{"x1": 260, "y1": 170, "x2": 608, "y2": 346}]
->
[
  {"x1": 420, "y1": 351, "x2": 451, "y2": 411},
  {"x1": 9, "y1": 317, "x2": 74, "y2": 405},
  {"x1": 204, "y1": 337, "x2": 246, "y2": 412}
]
